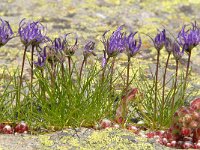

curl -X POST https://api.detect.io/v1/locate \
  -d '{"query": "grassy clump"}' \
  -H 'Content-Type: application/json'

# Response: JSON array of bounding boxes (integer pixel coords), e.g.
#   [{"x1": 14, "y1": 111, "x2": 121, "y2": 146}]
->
[
  {"x1": 0, "y1": 19, "x2": 199, "y2": 133},
  {"x1": 0, "y1": 61, "x2": 122, "y2": 130}
]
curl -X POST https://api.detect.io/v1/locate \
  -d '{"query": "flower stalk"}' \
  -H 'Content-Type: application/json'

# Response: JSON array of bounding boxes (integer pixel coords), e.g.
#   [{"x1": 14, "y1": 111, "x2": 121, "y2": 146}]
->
[
  {"x1": 18, "y1": 46, "x2": 28, "y2": 114},
  {"x1": 177, "y1": 21, "x2": 200, "y2": 100},
  {"x1": 161, "y1": 52, "x2": 171, "y2": 122},
  {"x1": 154, "y1": 50, "x2": 160, "y2": 128},
  {"x1": 126, "y1": 56, "x2": 131, "y2": 93},
  {"x1": 110, "y1": 57, "x2": 116, "y2": 91},
  {"x1": 171, "y1": 42, "x2": 184, "y2": 120},
  {"x1": 67, "y1": 56, "x2": 71, "y2": 76},
  {"x1": 80, "y1": 41, "x2": 96, "y2": 80},
  {"x1": 183, "y1": 51, "x2": 191, "y2": 99},
  {"x1": 171, "y1": 59, "x2": 179, "y2": 118},
  {"x1": 160, "y1": 37, "x2": 174, "y2": 124},
  {"x1": 31, "y1": 45, "x2": 35, "y2": 98},
  {"x1": 79, "y1": 58, "x2": 85, "y2": 80},
  {"x1": 151, "y1": 29, "x2": 166, "y2": 129}
]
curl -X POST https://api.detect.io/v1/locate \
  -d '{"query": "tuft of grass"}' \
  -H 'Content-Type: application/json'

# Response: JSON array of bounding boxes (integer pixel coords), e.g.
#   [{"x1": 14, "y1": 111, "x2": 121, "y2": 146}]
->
[
  {"x1": 0, "y1": 61, "x2": 121, "y2": 131},
  {"x1": 131, "y1": 67, "x2": 198, "y2": 130}
]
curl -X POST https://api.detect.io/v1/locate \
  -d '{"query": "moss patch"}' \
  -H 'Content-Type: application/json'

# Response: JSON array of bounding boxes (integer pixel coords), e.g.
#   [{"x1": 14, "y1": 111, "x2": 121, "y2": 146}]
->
[
  {"x1": 39, "y1": 135, "x2": 54, "y2": 147},
  {"x1": 83, "y1": 128, "x2": 154, "y2": 149}
]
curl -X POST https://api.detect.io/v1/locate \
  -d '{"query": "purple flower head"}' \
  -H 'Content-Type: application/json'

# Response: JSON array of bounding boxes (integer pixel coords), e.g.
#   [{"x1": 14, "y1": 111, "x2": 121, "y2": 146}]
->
[
  {"x1": 125, "y1": 32, "x2": 142, "y2": 57},
  {"x1": 83, "y1": 40, "x2": 96, "y2": 59},
  {"x1": 52, "y1": 37, "x2": 65, "y2": 52},
  {"x1": 63, "y1": 33, "x2": 78, "y2": 57},
  {"x1": 178, "y1": 21, "x2": 200, "y2": 53},
  {"x1": 173, "y1": 42, "x2": 184, "y2": 60},
  {"x1": 154, "y1": 29, "x2": 166, "y2": 51},
  {"x1": 34, "y1": 47, "x2": 47, "y2": 68},
  {"x1": 102, "y1": 26, "x2": 126, "y2": 58},
  {"x1": 48, "y1": 37, "x2": 66, "y2": 63},
  {"x1": 165, "y1": 37, "x2": 173, "y2": 53},
  {"x1": 18, "y1": 19, "x2": 48, "y2": 47},
  {"x1": 0, "y1": 18, "x2": 13, "y2": 47}
]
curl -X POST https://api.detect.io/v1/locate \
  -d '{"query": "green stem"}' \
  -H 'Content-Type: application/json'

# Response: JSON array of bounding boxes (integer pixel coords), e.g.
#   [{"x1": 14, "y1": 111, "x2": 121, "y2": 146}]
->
[
  {"x1": 183, "y1": 52, "x2": 191, "y2": 100},
  {"x1": 161, "y1": 52, "x2": 171, "y2": 124},
  {"x1": 171, "y1": 59, "x2": 179, "y2": 120},
  {"x1": 61, "y1": 63, "x2": 64, "y2": 79},
  {"x1": 30, "y1": 45, "x2": 35, "y2": 115},
  {"x1": 16, "y1": 46, "x2": 28, "y2": 118},
  {"x1": 126, "y1": 56, "x2": 131, "y2": 94},
  {"x1": 154, "y1": 50, "x2": 160, "y2": 129},
  {"x1": 110, "y1": 57, "x2": 116, "y2": 91},
  {"x1": 79, "y1": 59, "x2": 86, "y2": 80},
  {"x1": 40, "y1": 69, "x2": 46, "y2": 101},
  {"x1": 18, "y1": 46, "x2": 28, "y2": 118},
  {"x1": 19, "y1": 46, "x2": 28, "y2": 89},
  {"x1": 68, "y1": 56, "x2": 71, "y2": 76},
  {"x1": 101, "y1": 57, "x2": 110, "y2": 82},
  {"x1": 51, "y1": 62, "x2": 55, "y2": 89}
]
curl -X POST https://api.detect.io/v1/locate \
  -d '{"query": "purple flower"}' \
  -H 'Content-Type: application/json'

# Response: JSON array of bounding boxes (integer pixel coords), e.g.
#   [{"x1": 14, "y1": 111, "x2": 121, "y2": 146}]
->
[
  {"x1": 63, "y1": 33, "x2": 78, "y2": 56},
  {"x1": 125, "y1": 32, "x2": 142, "y2": 57},
  {"x1": 178, "y1": 21, "x2": 200, "y2": 53},
  {"x1": 34, "y1": 47, "x2": 47, "y2": 68},
  {"x1": 48, "y1": 37, "x2": 66, "y2": 63},
  {"x1": 165, "y1": 37, "x2": 173, "y2": 53},
  {"x1": 83, "y1": 41, "x2": 96, "y2": 59},
  {"x1": 102, "y1": 26, "x2": 126, "y2": 58},
  {"x1": 154, "y1": 29, "x2": 166, "y2": 51},
  {"x1": 18, "y1": 19, "x2": 48, "y2": 47},
  {"x1": 173, "y1": 42, "x2": 184, "y2": 60},
  {"x1": 0, "y1": 18, "x2": 13, "y2": 47},
  {"x1": 51, "y1": 37, "x2": 65, "y2": 52}
]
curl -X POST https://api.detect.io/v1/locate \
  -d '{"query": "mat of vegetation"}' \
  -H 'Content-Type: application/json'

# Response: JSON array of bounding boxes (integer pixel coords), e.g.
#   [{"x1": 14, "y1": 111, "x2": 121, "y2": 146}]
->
[{"x1": 0, "y1": 0, "x2": 200, "y2": 150}]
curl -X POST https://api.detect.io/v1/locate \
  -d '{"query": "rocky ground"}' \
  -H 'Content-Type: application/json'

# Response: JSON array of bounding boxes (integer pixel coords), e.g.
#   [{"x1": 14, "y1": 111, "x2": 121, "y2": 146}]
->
[
  {"x1": 0, "y1": 0, "x2": 200, "y2": 149},
  {"x1": 0, "y1": 127, "x2": 173, "y2": 150}
]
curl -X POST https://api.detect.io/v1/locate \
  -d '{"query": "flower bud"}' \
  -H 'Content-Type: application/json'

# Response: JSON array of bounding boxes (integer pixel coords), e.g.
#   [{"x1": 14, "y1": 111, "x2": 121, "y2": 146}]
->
[
  {"x1": 189, "y1": 120, "x2": 198, "y2": 128},
  {"x1": 181, "y1": 128, "x2": 191, "y2": 136}
]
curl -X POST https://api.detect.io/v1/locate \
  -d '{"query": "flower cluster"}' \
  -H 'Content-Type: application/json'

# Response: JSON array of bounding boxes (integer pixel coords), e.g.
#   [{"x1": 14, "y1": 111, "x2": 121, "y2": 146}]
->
[
  {"x1": 47, "y1": 36, "x2": 66, "y2": 63},
  {"x1": 18, "y1": 19, "x2": 47, "y2": 46},
  {"x1": 34, "y1": 47, "x2": 47, "y2": 68},
  {"x1": 154, "y1": 29, "x2": 166, "y2": 51},
  {"x1": 101, "y1": 26, "x2": 142, "y2": 65},
  {"x1": 62, "y1": 33, "x2": 78, "y2": 57},
  {"x1": 125, "y1": 32, "x2": 142, "y2": 57},
  {"x1": 83, "y1": 40, "x2": 96, "y2": 59},
  {"x1": 0, "y1": 18, "x2": 13, "y2": 47},
  {"x1": 102, "y1": 26, "x2": 126, "y2": 58},
  {"x1": 151, "y1": 29, "x2": 185, "y2": 60},
  {"x1": 172, "y1": 42, "x2": 184, "y2": 60},
  {"x1": 18, "y1": 19, "x2": 48, "y2": 47},
  {"x1": 178, "y1": 21, "x2": 200, "y2": 53},
  {"x1": 44, "y1": 34, "x2": 78, "y2": 64},
  {"x1": 52, "y1": 37, "x2": 65, "y2": 52}
]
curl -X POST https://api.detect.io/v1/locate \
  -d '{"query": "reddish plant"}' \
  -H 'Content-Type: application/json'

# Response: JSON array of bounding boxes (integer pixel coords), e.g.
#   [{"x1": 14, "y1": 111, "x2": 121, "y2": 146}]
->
[
  {"x1": 115, "y1": 88, "x2": 138, "y2": 124},
  {"x1": 2, "y1": 125, "x2": 13, "y2": 134},
  {"x1": 146, "y1": 98, "x2": 200, "y2": 149},
  {"x1": 14, "y1": 121, "x2": 28, "y2": 133},
  {"x1": 0, "y1": 123, "x2": 5, "y2": 133},
  {"x1": 100, "y1": 118, "x2": 112, "y2": 129}
]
